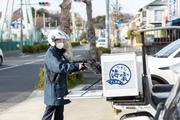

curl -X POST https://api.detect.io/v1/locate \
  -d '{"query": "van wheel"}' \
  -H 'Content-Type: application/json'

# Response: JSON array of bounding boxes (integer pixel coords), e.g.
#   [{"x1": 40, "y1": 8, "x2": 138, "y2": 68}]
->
[{"x1": 0, "y1": 56, "x2": 3, "y2": 66}]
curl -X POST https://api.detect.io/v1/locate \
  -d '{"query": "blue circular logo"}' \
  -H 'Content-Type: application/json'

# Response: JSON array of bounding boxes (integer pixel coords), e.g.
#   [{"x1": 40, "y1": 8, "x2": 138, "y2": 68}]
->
[{"x1": 107, "y1": 64, "x2": 131, "y2": 85}]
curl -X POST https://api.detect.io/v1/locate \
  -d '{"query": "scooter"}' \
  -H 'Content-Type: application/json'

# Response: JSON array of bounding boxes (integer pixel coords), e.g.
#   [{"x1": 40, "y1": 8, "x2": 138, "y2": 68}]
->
[
  {"x1": 100, "y1": 27, "x2": 180, "y2": 119},
  {"x1": 120, "y1": 63, "x2": 180, "y2": 120},
  {"x1": 71, "y1": 27, "x2": 179, "y2": 119}
]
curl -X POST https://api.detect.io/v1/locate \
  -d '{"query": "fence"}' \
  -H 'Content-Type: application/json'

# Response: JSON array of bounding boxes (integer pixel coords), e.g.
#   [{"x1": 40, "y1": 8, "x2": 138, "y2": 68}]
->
[
  {"x1": 139, "y1": 26, "x2": 180, "y2": 55},
  {"x1": 0, "y1": 31, "x2": 45, "y2": 51},
  {"x1": 0, "y1": 41, "x2": 20, "y2": 51}
]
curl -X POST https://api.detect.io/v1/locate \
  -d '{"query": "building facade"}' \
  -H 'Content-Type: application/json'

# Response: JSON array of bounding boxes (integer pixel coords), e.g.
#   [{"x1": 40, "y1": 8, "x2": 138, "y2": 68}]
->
[{"x1": 138, "y1": 0, "x2": 168, "y2": 28}]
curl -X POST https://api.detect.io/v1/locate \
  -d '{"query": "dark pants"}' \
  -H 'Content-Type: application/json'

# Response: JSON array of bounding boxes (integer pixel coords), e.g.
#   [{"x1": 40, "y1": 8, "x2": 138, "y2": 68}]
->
[{"x1": 42, "y1": 105, "x2": 64, "y2": 120}]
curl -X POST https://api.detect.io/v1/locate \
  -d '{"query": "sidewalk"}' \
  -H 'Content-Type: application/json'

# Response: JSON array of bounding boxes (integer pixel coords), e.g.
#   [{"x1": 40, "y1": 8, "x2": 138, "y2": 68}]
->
[{"x1": 0, "y1": 90, "x2": 117, "y2": 120}]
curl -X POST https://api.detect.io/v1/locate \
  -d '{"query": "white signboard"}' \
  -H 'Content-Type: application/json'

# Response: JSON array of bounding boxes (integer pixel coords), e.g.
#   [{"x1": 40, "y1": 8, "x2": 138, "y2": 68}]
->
[
  {"x1": 168, "y1": 0, "x2": 177, "y2": 21},
  {"x1": 101, "y1": 53, "x2": 142, "y2": 97}
]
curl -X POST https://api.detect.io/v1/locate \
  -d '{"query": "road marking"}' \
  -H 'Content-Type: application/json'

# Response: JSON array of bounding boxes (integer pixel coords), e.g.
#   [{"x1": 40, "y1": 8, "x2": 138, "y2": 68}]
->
[
  {"x1": 37, "y1": 55, "x2": 45, "y2": 58},
  {"x1": 74, "y1": 55, "x2": 81, "y2": 58},
  {"x1": 19, "y1": 55, "x2": 30, "y2": 58},
  {"x1": 0, "y1": 59, "x2": 43, "y2": 71}
]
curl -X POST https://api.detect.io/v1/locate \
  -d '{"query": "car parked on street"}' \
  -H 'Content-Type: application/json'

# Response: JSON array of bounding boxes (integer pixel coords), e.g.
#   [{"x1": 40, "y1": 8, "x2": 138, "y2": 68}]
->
[
  {"x1": 0, "y1": 48, "x2": 4, "y2": 66},
  {"x1": 96, "y1": 37, "x2": 108, "y2": 48},
  {"x1": 147, "y1": 39, "x2": 180, "y2": 84}
]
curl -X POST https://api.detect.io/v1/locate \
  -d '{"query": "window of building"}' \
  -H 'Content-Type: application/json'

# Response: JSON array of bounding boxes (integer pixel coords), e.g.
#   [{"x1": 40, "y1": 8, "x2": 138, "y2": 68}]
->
[
  {"x1": 143, "y1": 11, "x2": 146, "y2": 17},
  {"x1": 154, "y1": 10, "x2": 163, "y2": 22}
]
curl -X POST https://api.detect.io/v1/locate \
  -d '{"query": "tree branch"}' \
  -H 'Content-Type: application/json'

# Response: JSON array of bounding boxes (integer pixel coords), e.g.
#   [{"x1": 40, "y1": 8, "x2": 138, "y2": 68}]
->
[{"x1": 82, "y1": 0, "x2": 91, "y2": 4}]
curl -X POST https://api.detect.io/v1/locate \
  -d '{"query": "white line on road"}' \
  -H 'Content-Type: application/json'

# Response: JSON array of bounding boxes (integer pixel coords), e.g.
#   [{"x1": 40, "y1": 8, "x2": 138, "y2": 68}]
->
[
  {"x1": 37, "y1": 55, "x2": 45, "y2": 58},
  {"x1": 0, "y1": 59, "x2": 43, "y2": 71},
  {"x1": 74, "y1": 55, "x2": 81, "y2": 58},
  {"x1": 19, "y1": 55, "x2": 30, "y2": 58}
]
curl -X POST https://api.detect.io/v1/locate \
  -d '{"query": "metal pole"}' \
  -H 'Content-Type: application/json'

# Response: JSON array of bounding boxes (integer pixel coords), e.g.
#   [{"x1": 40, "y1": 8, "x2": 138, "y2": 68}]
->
[
  {"x1": 55, "y1": 20, "x2": 58, "y2": 27},
  {"x1": 115, "y1": 0, "x2": 118, "y2": 46},
  {"x1": 106, "y1": 0, "x2": 110, "y2": 48},
  {"x1": 34, "y1": 8, "x2": 37, "y2": 27},
  {"x1": 20, "y1": 0, "x2": 23, "y2": 52},
  {"x1": 43, "y1": 13, "x2": 46, "y2": 31},
  {"x1": 141, "y1": 32, "x2": 147, "y2": 76}
]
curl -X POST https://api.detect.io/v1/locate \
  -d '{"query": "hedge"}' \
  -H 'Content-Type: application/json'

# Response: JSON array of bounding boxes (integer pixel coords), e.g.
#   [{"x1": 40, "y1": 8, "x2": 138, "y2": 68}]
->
[
  {"x1": 114, "y1": 43, "x2": 121, "y2": 47},
  {"x1": 23, "y1": 44, "x2": 49, "y2": 53},
  {"x1": 97, "y1": 47, "x2": 111, "y2": 54},
  {"x1": 71, "y1": 41, "x2": 80, "y2": 47},
  {"x1": 23, "y1": 41, "x2": 81, "y2": 53},
  {"x1": 37, "y1": 67, "x2": 84, "y2": 90},
  {"x1": 81, "y1": 39, "x2": 88, "y2": 44},
  {"x1": 96, "y1": 47, "x2": 111, "y2": 61}
]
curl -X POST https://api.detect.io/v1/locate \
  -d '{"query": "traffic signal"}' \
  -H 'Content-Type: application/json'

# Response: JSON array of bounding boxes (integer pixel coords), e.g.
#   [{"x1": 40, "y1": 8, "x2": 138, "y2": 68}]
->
[{"x1": 38, "y1": 2, "x2": 50, "y2": 6}]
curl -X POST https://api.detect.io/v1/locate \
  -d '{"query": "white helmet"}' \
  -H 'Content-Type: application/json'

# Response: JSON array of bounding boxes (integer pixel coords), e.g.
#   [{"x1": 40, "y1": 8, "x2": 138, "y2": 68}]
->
[
  {"x1": 48, "y1": 30, "x2": 70, "y2": 46},
  {"x1": 47, "y1": 29, "x2": 73, "y2": 61}
]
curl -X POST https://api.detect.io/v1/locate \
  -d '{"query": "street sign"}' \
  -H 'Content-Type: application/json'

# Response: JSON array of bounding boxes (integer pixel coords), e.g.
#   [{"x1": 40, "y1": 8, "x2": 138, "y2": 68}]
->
[
  {"x1": 168, "y1": 0, "x2": 177, "y2": 21},
  {"x1": 116, "y1": 19, "x2": 123, "y2": 25}
]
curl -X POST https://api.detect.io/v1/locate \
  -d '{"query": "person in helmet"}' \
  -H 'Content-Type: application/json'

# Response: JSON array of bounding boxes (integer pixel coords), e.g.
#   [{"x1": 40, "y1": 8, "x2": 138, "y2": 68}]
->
[{"x1": 42, "y1": 30, "x2": 84, "y2": 120}]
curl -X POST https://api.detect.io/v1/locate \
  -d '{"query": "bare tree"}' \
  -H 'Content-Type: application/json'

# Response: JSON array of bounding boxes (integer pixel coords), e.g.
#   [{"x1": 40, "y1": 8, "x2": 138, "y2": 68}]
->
[
  {"x1": 59, "y1": 0, "x2": 72, "y2": 35},
  {"x1": 59, "y1": 0, "x2": 96, "y2": 59},
  {"x1": 59, "y1": 0, "x2": 73, "y2": 60},
  {"x1": 82, "y1": 0, "x2": 96, "y2": 59}
]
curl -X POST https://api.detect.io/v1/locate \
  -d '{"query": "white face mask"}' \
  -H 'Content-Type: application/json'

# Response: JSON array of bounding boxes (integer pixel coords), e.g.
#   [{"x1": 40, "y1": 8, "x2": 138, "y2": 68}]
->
[{"x1": 56, "y1": 43, "x2": 64, "y2": 49}]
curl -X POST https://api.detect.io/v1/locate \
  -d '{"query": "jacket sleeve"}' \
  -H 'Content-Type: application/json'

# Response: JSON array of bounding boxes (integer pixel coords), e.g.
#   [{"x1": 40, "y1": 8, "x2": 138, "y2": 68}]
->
[{"x1": 45, "y1": 50, "x2": 79, "y2": 73}]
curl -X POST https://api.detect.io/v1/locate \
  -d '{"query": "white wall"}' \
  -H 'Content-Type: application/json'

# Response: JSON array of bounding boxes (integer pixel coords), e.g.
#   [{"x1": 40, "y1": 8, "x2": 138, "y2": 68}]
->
[
  {"x1": 168, "y1": 0, "x2": 179, "y2": 20},
  {"x1": 144, "y1": 5, "x2": 167, "y2": 28},
  {"x1": 177, "y1": 0, "x2": 180, "y2": 18}
]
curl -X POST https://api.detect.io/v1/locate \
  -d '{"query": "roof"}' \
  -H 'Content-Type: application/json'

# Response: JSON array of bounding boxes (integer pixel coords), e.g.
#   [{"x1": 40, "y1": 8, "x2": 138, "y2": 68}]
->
[
  {"x1": 138, "y1": 0, "x2": 167, "y2": 11},
  {"x1": 139, "y1": 26, "x2": 180, "y2": 32}
]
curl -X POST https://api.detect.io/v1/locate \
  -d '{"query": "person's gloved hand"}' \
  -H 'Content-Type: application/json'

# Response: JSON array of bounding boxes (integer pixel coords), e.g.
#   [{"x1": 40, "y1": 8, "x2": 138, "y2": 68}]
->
[{"x1": 79, "y1": 63, "x2": 87, "y2": 71}]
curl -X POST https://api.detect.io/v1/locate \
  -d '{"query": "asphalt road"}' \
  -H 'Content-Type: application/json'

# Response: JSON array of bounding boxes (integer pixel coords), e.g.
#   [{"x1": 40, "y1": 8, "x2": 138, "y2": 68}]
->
[
  {"x1": 0, "y1": 44, "x2": 91, "y2": 112},
  {"x1": 0, "y1": 53, "x2": 44, "y2": 112}
]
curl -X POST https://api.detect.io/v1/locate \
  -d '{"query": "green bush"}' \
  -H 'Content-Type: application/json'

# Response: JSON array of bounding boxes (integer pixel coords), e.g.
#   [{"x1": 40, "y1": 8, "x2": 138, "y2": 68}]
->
[
  {"x1": 67, "y1": 73, "x2": 83, "y2": 89},
  {"x1": 71, "y1": 41, "x2": 80, "y2": 47},
  {"x1": 37, "y1": 67, "x2": 44, "y2": 90},
  {"x1": 81, "y1": 39, "x2": 88, "y2": 44},
  {"x1": 114, "y1": 42, "x2": 121, "y2": 47},
  {"x1": 23, "y1": 44, "x2": 49, "y2": 53},
  {"x1": 97, "y1": 47, "x2": 111, "y2": 53},
  {"x1": 80, "y1": 32, "x2": 86, "y2": 41},
  {"x1": 127, "y1": 29, "x2": 142, "y2": 44},
  {"x1": 23, "y1": 41, "x2": 81, "y2": 53},
  {"x1": 96, "y1": 47, "x2": 111, "y2": 61},
  {"x1": 37, "y1": 67, "x2": 84, "y2": 90}
]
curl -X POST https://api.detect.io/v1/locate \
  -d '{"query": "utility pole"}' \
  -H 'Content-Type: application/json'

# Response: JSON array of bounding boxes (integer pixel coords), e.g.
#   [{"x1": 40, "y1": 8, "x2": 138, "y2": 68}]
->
[
  {"x1": 115, "y1": 0, "x2": 119, "y2": 46},
  {"x1": 43, "y1": 13, "x2": 46, "y2": 31},
  {"x1": 20, "y1": 0, "x2": 23, "y2": 53},
  {"x1": 71, "y1": 0, "x2": 77, "y2": 41},
  {"x1": 106, "y1": 0, "x2": 110, "y2": 48}
]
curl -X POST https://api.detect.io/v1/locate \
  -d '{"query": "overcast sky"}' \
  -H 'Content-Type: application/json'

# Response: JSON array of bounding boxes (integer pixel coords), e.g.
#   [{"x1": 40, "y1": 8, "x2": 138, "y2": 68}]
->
[{"x1": 0, "y1": 0, "x2": 154, "y2": 20}]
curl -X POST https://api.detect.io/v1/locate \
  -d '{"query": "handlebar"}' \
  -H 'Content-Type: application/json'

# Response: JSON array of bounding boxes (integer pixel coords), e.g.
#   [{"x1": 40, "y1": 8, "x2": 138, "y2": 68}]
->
[{"x1": 74, "y1": 59, "x2": 101, "y2": 74}]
